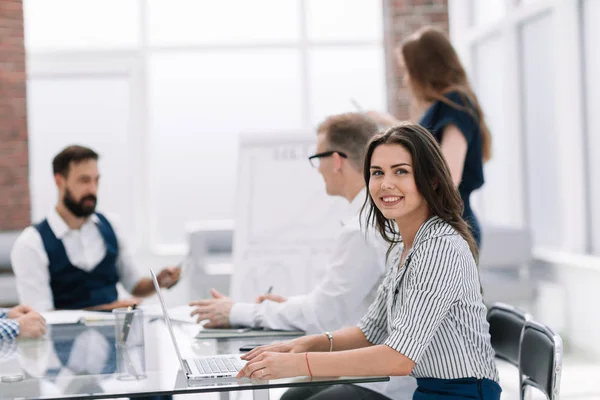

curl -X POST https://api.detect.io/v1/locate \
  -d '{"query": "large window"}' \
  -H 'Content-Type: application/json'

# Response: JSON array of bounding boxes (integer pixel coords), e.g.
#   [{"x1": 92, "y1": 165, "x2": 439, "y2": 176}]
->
[
  {"x1": 583, "y1": 0, "x2": 600, "y2": 254},
  {"x1": 24, "y1": 0, "x2": 385, "y2": 253},
  {"x1": 147, "y1": 50, "x2": 305, "y2": 247},
  {"x1": 24, "y1": 0, "x2": 140, "y2": 50},
  {"x1": 471, "y1": 0, "x2": 505, "y2": 27},
  {"x1": 472, "y1": 35, "x2": 524, "y2": 227},
  {"x1": 451, "y1": 0, "x2": 590, "y2": 253},
  {"x1": 146, "y1": 0, "x2": 300, "y2": 45},
  {"x1": 520, "y1": 13, "x2": 561, "y2": 248}
]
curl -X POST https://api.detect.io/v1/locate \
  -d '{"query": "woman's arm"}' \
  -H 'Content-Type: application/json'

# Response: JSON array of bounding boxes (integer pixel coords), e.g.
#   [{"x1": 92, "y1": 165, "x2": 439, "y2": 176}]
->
[
  {"x1": 440, "y1": 124, "x2": 468, "y2": 186},
  {"x1": 327, "y1": 326, "x2": 373, "y2": 351},
  {"x1": 307, "y1": 345, "x2": 414, "y2": 376},
  {"x1": 238, "y1": 344, "x2": 415, "y2": 380},
  {"x1": 241, "y1": 326, "x2": 372, "y2": 362}
]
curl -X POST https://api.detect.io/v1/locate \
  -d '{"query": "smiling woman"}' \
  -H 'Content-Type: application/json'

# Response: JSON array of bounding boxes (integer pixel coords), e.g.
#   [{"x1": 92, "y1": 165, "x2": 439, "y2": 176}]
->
[
  {"x1": 235, "y1": 123, "x2": 500, "y2": 400},
  {"x1": 362, "y1": 123, "x2": 478, "y2": 261}
]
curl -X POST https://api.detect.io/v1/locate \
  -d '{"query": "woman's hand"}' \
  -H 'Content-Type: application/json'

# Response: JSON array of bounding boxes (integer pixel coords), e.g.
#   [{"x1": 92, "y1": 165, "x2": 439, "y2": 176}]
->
[
  {"x1": 241, "y1": 335, "x2": 329, "y2": 361},
  {"x1": 237, "y1": 352, "x2": 308, "y2": 380},
  {"x1": 241, "y1": 336, "x2": 317, "y2": 362}
]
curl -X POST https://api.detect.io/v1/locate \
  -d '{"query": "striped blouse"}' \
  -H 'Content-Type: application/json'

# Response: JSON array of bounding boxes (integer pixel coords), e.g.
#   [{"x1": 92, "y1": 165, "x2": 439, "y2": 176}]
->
[
  {"x1": 0, "y1": 309, "x2": 20, "y2": 342},
  {"x1": 359, "y1": 216, "x2": 498, "y2": 381}
]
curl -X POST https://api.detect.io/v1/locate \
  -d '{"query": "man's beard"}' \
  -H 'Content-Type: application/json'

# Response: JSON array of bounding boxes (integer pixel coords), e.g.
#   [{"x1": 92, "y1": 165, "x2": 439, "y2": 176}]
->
[{"x1": 63, "y1": 188, "x2": 97, "y2": 218}]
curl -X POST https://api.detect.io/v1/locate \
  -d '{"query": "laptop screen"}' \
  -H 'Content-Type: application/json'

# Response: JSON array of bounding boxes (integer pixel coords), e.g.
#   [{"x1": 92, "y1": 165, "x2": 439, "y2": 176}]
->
[{"x1": 149, "y1": 269, "x2": 188, "y2": 373}]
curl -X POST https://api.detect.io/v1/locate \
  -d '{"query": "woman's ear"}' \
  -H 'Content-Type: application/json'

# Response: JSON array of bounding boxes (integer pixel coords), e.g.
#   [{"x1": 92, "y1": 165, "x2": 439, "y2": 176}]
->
[{"x1": 432, "y1": 178, "x2": 439, "y2": 190}]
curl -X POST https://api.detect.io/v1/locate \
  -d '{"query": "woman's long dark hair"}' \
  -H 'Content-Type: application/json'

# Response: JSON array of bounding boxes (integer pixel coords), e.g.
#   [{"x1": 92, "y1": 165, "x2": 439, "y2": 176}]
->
[
  {"x1": 361, "y1": 123, "x2": 479, "y2": 262},
  {"x1": 400, "y1": 26, "x2": 492, "y2": 163}
]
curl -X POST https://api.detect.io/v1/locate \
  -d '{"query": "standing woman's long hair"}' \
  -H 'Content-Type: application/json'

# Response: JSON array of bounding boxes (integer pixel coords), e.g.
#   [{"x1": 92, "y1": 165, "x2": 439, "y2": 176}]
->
[
  {"x1": 362, "y1": 123, "x2": 479, "y2": 262},
  {"x1": 400, "y1": 26, "x2": 492, "y2": 162}
]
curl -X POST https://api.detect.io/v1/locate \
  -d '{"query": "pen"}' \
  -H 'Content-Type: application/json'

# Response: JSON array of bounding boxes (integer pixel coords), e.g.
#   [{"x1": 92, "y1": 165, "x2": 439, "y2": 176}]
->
[
  {"x1": 121, "y1": 304, "x2": 137, "y2": 343},
  {"x1": 350, "y1": 98, "x2": 364, "y2": 113},
  {"x1": 121, "y1": 346, "x2": 140, "y2": 378},
  {"x1": 266, "y1": 286, "x2": 273, "y2": 295}
]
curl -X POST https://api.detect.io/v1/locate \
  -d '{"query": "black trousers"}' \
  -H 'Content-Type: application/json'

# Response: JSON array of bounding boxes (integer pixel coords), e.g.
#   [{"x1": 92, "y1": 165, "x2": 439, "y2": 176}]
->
[{"x1": 281, "y1": 385, "x2": 391, "y2": 400}]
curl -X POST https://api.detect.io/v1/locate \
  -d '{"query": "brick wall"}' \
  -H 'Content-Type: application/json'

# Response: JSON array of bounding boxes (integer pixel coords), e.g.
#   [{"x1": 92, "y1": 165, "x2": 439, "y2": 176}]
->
[
  {"x1": 383, "y1": 0, "x2": 449, "y2": 120},
  {"x1": 0, "y1": 0, "x2": 30, "y2": 231}
]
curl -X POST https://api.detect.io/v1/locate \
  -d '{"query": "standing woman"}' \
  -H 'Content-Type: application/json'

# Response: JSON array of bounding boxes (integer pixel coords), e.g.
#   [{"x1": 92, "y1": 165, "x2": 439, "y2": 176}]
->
[
  {"x1": 236, "y1": 124, "x2": 500, "y2": 400},
  {"x1": 368, "y1": 27, "x2": 492, "y2": 247}
]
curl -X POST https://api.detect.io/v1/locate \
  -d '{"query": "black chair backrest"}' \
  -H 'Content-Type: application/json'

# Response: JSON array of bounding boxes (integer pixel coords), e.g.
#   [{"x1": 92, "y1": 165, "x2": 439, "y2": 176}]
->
[
  {"x1": 519, "y1": 319, "x2": 563, "y2": 400},
  {"x1": 487, "y1": 302, "x2": 531, "y2": 366}
]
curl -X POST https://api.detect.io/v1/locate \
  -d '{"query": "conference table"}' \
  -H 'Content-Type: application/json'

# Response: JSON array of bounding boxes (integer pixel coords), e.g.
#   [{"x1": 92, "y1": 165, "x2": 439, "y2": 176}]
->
[{"x1": 0, "y1": 316, "x2": 388, "y2": 400}]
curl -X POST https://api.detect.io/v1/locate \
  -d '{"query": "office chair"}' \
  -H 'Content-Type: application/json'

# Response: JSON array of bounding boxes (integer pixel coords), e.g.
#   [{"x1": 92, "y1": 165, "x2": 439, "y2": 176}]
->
[
  {"x1": 519, "y1": 319, "x2": 563, "y2": 400},
  {"x1": 487, "y1": 302, "x2": 532, "y2": 366}
]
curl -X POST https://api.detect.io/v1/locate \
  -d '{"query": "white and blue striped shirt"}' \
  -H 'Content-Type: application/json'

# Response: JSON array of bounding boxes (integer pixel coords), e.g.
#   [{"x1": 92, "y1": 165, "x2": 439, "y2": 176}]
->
[
  {"x1": 0, "y1": 309, "x2": 20, "y2": 342},
  {"x1": 359, "y1": 216, "x2": 498, "y2": 381}
]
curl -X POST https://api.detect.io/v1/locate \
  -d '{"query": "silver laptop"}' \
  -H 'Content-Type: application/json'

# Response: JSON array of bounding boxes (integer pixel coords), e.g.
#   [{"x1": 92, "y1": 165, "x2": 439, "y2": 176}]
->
[{"x1": 150, "y1": 269, "x2": 246, "y2": 380}]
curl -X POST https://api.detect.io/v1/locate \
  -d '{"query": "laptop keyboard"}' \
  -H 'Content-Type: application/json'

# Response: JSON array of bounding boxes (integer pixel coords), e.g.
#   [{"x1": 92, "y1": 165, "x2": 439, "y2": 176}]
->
[{"x1": 194, "y1": 356, "x2": 242, "y2": 374}]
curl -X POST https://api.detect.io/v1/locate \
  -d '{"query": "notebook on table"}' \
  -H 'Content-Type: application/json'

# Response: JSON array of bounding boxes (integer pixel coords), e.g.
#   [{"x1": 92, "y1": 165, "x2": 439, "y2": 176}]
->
[{"x1": 195, "y1": 327, "x2": 305, "y2": 339}]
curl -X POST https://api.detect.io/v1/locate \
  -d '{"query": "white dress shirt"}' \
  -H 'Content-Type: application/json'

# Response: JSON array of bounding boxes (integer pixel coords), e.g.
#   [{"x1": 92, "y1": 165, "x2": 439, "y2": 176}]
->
[
  {"x1": 229, "y1": 189, "x2": 387, "y2": 333},
  {"x1": 10, "y1": 209, "x2": 144, "y2": 311}
]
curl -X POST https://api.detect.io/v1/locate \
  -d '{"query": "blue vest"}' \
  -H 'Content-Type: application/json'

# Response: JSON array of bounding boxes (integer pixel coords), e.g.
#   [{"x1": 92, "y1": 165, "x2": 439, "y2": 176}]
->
[{"x1": 34, "y1": 213, "x2": 120, "y2": 310}]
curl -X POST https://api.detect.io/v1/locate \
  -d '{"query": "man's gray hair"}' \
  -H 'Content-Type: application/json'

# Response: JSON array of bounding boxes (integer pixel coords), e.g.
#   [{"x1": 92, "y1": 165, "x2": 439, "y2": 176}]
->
[{"x1": 317, "y1": 112, "x2": 380, "y2": 172}]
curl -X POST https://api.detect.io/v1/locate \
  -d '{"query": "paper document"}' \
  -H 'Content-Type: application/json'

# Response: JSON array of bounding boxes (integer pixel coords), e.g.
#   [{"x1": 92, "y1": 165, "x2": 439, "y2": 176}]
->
[
  {"x1": 42, "y1": 305, "x2": 197, "y2": 325},
  {"x1": 41, "y1": 310, "x2": 115, "y2": 325}
]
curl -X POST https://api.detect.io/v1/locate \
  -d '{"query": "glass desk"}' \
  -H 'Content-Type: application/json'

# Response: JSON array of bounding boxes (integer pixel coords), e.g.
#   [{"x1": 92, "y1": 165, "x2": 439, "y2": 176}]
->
[{"x1": 0, "y1": 318, "x2": 388, "y2": 399}]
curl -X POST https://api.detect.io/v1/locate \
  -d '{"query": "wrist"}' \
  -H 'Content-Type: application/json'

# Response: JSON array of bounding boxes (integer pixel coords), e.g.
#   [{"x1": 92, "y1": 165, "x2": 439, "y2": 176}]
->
[
  {"x1": 324, "y1": 331, "x2": 333, "y2": 352},
  {"x1": 295, "y1": 352, "x2": 310, "y2": 377},
  {"x1": 10, "y1": 319, "x2": 21, "y2": 338},
  {"x1": 305, "y1": 333, "x2": 330, "y2": 352},
  {"x1": 304, "y1": 352, "x2": 313, "y2": 377}
]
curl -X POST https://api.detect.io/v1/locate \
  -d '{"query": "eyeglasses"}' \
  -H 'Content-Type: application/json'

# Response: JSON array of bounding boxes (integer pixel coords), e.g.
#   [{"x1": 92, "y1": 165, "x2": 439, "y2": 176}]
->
[{"x1": 308, "y1": 150, "x2": 348, "y2": 168}]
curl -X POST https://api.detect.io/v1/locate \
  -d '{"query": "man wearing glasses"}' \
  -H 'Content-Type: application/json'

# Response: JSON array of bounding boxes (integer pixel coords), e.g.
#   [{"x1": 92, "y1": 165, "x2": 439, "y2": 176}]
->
[{"x1": 190, "y1": 113, "x2": 389, "y2": 333}]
